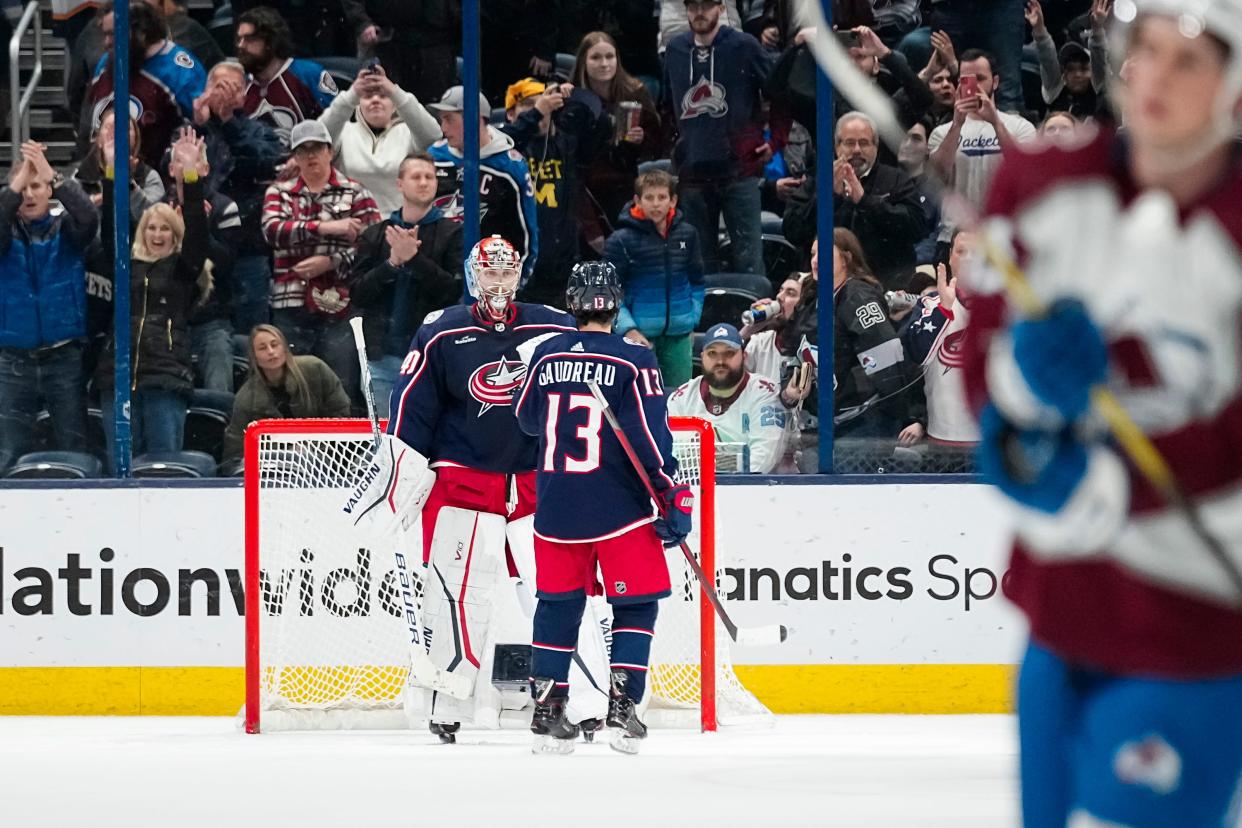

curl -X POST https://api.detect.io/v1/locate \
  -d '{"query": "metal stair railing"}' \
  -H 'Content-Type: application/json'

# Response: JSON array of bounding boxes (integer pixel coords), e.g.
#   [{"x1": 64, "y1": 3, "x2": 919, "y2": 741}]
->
[{"x1": 9, "y1": 1, "x2": 43, "y2": 165}]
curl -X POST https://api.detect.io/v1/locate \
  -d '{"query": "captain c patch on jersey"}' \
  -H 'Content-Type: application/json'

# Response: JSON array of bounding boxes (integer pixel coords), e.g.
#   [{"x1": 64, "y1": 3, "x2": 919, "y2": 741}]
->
[{"x1": 469, "y1": 358, "x2": 527, "y2": 415}]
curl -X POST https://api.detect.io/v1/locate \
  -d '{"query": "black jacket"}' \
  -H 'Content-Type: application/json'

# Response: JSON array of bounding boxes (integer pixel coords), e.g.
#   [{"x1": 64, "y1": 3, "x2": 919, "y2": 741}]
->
[
  {"x1": 196, "y1": 110, "x2": 284, "y2": 255},
  {"x1": 166, "y1": 185, "x2": 241, "y2": 326},
  {"x1": 350, "y1": 208, "x2": 464, "y2": 359},
  {"x1": 501, "y1": 96, "x2": 608, "y2": 307},
  {"x1": 92, "y1": 178, "x2": 209, "y2": 396}
]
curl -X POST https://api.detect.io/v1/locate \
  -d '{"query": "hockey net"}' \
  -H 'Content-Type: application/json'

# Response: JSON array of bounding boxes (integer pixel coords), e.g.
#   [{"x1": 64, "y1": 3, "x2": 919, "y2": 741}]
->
[{"x1": 243, "y1": 417, "x2": 771, "y2": 733}]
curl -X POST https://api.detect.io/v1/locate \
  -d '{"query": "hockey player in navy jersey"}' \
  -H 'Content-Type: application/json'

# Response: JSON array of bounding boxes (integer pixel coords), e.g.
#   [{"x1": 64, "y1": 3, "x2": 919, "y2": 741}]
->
[
  {"x1": 515, "y1": 261, "x2": 694, "y2": 754},
  {"x1": 386, "y1": 235, "x2": 578, "y2": 742},
  {"x1": 966, "y1": 1, "x2": 1242, "y2": 824}
]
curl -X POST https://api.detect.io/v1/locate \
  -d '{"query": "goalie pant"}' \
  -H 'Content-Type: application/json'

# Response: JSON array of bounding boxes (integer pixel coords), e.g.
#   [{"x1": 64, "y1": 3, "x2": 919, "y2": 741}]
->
[{"x1": 965, "y1": 126, "x2": 1242, "y2": 827}]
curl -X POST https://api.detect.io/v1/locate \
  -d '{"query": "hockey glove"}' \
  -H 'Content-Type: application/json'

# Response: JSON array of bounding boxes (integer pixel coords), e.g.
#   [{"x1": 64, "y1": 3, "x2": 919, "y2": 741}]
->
[
  {"x1": 653, "y1": 484, "x2": 694, "y2": 548},
  {"x1": 976, "y1": 405, "x2": 1088, "y2": 514},
  {"x1": 1010, "y1": 298, "x2": 1108, "y2": 423}
]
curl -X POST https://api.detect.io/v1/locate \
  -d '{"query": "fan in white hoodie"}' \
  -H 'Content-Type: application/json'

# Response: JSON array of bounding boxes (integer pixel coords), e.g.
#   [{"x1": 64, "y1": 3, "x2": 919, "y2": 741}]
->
[{"x1": 319, "y1": 66, "x2": 442, "y2": 214}]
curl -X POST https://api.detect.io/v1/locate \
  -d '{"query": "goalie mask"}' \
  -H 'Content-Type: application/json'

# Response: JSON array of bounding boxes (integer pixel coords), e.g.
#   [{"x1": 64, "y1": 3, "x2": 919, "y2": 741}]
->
[
  {"x1": 565, "y1": 260, "x2": 623, "y2": 316},
  {"x1": 466, "y1": 236, "x2": 522, "y2": 317}
]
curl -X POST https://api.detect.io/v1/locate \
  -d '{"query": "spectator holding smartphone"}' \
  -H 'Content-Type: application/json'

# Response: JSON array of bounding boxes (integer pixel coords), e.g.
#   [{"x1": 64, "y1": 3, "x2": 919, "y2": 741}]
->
[
  {"x1": 928, "y1": 49, "x2": 1035, "y2": 251},
  {"x1": 319, "y1": 62, "x2": 441, "y2": 214}
]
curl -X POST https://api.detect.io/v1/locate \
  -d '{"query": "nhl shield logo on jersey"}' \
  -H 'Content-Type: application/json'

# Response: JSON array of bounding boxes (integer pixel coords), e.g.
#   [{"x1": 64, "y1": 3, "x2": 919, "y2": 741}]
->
[
  {"x1": 468, "y1": 358, "x2": 527, "y2": 415},
  {"x1": 614, "y1": 581, "x2": 628, "y2": 595}
]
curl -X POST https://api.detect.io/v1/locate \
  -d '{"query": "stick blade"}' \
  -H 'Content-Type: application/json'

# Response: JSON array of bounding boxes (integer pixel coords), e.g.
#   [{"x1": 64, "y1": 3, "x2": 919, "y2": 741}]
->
[{"x1": 732, "y1": 624, "x2": 788, "y2": 648}]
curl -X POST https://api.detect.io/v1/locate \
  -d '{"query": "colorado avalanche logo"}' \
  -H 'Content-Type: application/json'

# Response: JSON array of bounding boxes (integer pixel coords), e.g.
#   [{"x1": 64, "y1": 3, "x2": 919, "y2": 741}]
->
[
  {"x1": 937, "y1": 329, "x2": 968, "y2": 372},
  {"x1": 681, "y1": 77, "x2": 728, "y2": 120},
  {"x1": 468, "y1": 359, "x2": 527, "y2": 415}
]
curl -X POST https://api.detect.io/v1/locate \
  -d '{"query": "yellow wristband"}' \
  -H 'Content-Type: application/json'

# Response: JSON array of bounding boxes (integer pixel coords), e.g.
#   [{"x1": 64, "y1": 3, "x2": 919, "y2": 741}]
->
[
  {"x1": 104, "y1": 165, "x2": 114, "y2": 181},
  {"x1": 183, "y1": 170, "x2": 200, "y2": 184}
]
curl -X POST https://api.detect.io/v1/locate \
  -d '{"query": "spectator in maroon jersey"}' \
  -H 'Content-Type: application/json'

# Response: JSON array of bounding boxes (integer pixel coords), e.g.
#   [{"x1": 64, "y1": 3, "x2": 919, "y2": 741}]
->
[{"x1": 261, "y1": 119, "x2": 380, "y2": 408}]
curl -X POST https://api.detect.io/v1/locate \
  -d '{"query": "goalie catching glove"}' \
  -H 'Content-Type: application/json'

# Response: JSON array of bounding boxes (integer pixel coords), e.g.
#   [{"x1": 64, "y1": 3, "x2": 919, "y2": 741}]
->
[{"x1": 653, "y1": 484, "x2": 694, "y2": 548}]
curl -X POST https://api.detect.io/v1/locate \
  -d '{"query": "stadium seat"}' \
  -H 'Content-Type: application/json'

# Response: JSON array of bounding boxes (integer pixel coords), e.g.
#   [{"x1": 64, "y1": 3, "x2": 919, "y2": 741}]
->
[
  {"x1": 697, "y1": 272, "x2": 771, "y2": 333},
  {"x1": 718, "y1": 232, "x2": 802, "y2": 290},
  {"x1": 86, "y1": 407, "x2": 107, "y2": 460},
  {"x1": 318, "y1": 56, "x2": 362, "y2": 91},
  {"x1": 760, "y1": 211, "x2": 784, "y2": 236},
  {"x1": 4, "y1": 451, "x2": 102, "y2": 480},
  {"x1": 690, "y1": 331, "x2": 706, "y2": 378},
  {"x1": 132, "y1": 451, "x2": 219, "y2": 479},
  {"x1": 637, "y1": 159, "x2": 671, "y2": 175},
  {"x1": 219, "y1": 456, "x2": 246, "y2": 478},
  {"x1": 185, "y1": 390, "x2": 235, "y2": 462}
]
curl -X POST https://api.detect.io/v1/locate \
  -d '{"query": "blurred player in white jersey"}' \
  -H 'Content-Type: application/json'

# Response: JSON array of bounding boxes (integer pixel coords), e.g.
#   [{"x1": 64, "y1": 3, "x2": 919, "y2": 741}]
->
[{"x1": 966, "y1": 2, "x2": 1242, "y2": 824}]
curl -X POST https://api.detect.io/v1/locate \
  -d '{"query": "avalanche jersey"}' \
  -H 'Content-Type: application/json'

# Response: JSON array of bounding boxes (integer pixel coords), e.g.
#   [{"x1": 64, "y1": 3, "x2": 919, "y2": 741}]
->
[
  {"x1": 243, "y1": 58, "x2": 338, "y2": 148},
  {"x1": 389, "y1": 302, "x2": 574, "y2": 474},
  {"x1": 968, "y1": 127, "x2": 1242, "y2": 677},
  {"x1": 86, "y1": 42, "x2": 206, "y2": 167},
  {"x1": 902, "y1": 294, "x2": 979, "y2": 443},
  {"x1": 667, "y1": 372, "x2": 786, "y2": 474},
  {"x1": 515, "y1": 330, "x2": 679, "y2": 543}
]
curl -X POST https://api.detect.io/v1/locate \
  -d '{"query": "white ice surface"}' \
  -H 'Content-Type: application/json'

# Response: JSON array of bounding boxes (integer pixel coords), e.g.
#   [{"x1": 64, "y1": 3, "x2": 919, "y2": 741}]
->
[{"x1": 0, "y1": 715, "x2": 1018, "y2": 827}]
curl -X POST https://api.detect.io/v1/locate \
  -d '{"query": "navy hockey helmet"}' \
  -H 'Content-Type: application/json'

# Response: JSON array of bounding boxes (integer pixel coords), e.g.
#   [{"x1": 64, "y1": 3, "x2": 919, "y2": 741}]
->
[{"x1": 566, "y1": 261, "x2": 622, "y2": 315}]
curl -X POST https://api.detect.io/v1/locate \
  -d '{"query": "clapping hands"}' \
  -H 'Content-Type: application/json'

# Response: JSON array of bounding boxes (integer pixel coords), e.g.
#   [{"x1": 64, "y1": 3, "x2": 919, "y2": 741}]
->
[{"x1": 386, "y1": 224, "x2": 421, "y2": 266}]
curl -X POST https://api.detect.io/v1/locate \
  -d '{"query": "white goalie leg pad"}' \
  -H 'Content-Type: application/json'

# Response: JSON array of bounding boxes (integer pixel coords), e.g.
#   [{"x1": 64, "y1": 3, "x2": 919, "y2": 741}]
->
[
  {"x1": 506, "y1": 515, "x2": 538, "y2": 618},
  {"x1": 421, "y1": 506, "x2": 506, "y2": 725},
  {"x1": 506, "y1": 516, "x2": 611, "y2": 723},
  {"x1": 339, "y1": 434, "x2": 436, "y2": 539},
  {"x1": 565, "y1": 594, "x2": 611, "y2": 724}
]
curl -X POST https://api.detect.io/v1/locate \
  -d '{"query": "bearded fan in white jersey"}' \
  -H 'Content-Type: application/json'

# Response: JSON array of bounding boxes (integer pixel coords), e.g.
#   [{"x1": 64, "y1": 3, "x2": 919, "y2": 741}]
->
[{"x1": 668, "y1": 323, "x2": 787, "y2": 474}]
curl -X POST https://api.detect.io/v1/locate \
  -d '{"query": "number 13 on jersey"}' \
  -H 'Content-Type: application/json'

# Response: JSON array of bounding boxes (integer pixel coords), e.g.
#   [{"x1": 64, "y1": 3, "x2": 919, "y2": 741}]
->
[{"x1": 542, "y1": 392, "x2": 605, "y2": 473}]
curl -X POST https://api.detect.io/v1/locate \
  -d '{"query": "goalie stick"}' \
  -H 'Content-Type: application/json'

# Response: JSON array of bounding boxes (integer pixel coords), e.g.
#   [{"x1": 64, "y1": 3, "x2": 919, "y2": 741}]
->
[
  {"x1": 348, "y1": 316, "x2": 474, "y2": 699},
  {"x1": 793, "y1": 0, "x2": 1242, "y2": 600},
  {"x1": 586, "y1": 379, "x2": 787, "y2": 647}
]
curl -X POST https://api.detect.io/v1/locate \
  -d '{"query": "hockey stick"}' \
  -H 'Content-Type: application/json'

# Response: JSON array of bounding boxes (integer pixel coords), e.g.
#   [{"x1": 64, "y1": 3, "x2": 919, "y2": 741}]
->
[
  {"x1": 795, "y1": 1, "x2": 1242, "y2": 600},
  {"x1": 348, "y1": 316, "x2": 474, "y2": 700},
  {"x1": 586, "y1": 379, "x2": 788, "y2": 647}
]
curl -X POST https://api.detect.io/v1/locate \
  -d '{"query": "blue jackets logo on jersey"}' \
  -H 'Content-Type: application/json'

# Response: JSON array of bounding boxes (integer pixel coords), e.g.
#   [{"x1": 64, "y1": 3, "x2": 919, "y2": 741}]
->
[{"x1": 468, "y1": 358, "x2": 527, "y2": 415}]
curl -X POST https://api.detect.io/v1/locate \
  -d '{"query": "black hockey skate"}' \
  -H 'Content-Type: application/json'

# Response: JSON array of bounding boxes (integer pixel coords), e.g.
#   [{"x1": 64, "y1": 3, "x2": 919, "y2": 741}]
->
[
  {"x1": 605, "y1": 669, "x2": 647, "y2": 755},
  {"x1": 530, "y1": 678, "x2": 580, "y2": 755},
  {"x1": 428, "y1": 721, "x2": 460, "y2": 745}
]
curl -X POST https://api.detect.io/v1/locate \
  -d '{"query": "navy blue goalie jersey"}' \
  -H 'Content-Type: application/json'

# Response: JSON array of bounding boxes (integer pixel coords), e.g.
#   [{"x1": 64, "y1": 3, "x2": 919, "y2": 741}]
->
[
  {"x1": 388, "y1": 302, "x2": 575, "y2": 473},
  {"x1": 514, "y1": 330, "x2": 680, "y2": 543}
]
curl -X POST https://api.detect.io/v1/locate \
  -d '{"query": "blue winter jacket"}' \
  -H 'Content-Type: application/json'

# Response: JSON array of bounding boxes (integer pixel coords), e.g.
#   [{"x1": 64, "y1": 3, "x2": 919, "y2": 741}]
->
[
  {"x1": 605, "y1": 205, "x2": 704, "y2": 338},
  {"x1": 0, "y1": 179, "x2": 99, "y2": 349}
]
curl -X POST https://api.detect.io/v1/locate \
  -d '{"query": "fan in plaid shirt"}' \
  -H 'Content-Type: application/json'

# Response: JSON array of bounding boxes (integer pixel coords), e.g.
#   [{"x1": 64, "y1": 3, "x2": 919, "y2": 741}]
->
[{"x1": 262, "y1": 120, "x2": 381, "y2": 408}]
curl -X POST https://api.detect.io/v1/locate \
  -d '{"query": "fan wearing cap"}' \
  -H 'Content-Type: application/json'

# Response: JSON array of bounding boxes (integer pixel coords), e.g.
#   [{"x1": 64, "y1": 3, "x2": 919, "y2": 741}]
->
[
  {"x1": 666, "y1": 323, "x2": 787, "y2": 473},
  {"x1": 260, "y1": 118, "x2": 381, "y2": 407},
  {"x1": 967, "y1": 2, "x2": 1242, "y2": 824},
  {"x1": 501, "y1": 77, "x2": 608, "y2": 307},
  {"x1": 427, "y1": 85, "x2": 540, "y2": 286},
  {"x1": 1026, "y1": 0, "x2": 1101, "y2": 120}
]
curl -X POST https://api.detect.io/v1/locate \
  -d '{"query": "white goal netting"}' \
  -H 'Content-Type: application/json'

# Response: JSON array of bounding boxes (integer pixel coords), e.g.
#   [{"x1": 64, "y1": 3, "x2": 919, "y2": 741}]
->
[{"x1": 244, "y1": 419, "x2": 770, "y2": 732}]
